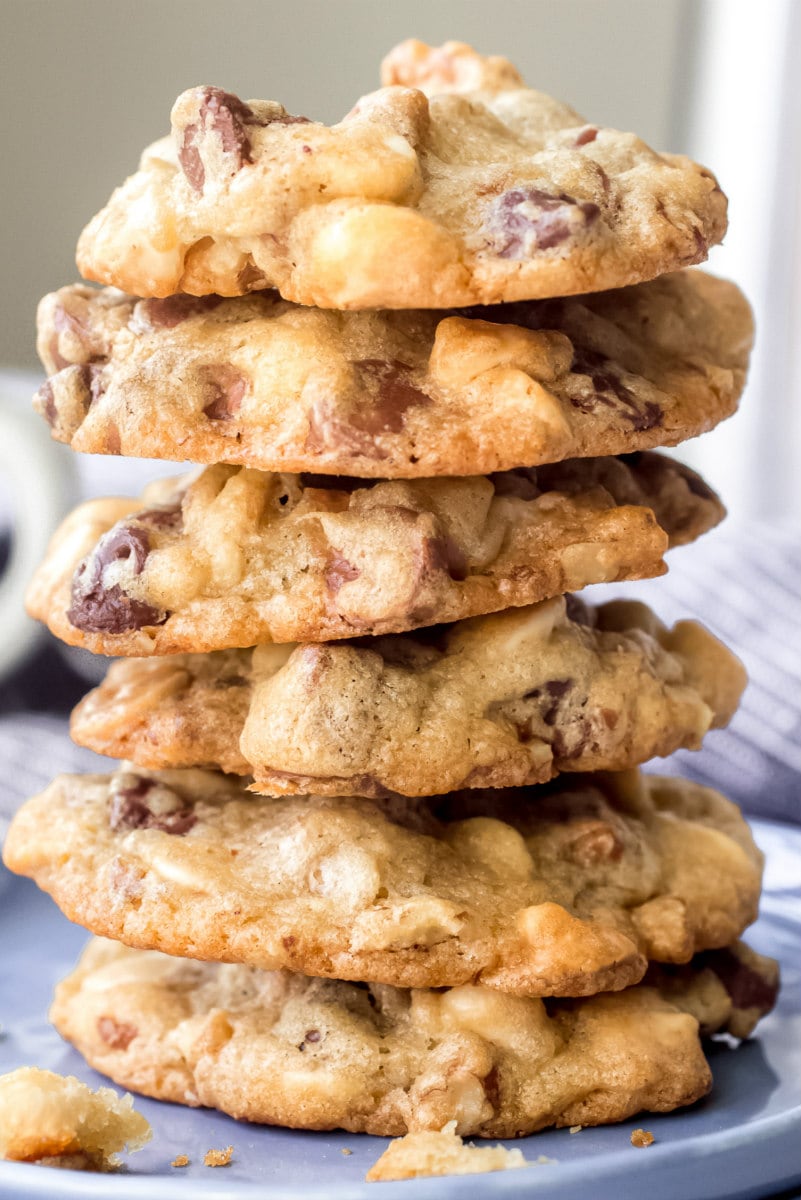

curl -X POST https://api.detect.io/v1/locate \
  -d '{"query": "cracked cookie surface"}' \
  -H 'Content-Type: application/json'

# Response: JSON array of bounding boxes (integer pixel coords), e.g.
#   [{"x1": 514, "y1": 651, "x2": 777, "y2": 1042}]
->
[
  {"x1": 27, "y1": 453, "x2": 722, "y2": 656},
  {"x1": 75, "y1": 42, "x2": 726, "y2": 307},
  {"x1": 3, "y1": 767, "x2": 762, "y2": 995},
  {"x1": 70, "y1": 596, "x2": 745, "y2": 797},
  {"x1": 51, "y1": 938, "x2": 776, "y2": 1139},
  {"x1": 35, "y1": 273, "x2": 751, "y2": 477}
]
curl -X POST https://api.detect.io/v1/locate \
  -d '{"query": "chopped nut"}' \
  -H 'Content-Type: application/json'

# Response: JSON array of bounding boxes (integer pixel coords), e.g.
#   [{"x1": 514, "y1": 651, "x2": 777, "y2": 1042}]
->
[
  {"x1": 569, "y1": 1125, "x2": 582, "y2": 1134},
  {"x1": 204, "y1": 1145, "x2": 233, "y2": 1167},
  {"x1": 631, "y1": 1128, "x2": 655, "y2": 1148},
  {"x1": 341, "y1": 1147, "x2": 353, "y2": 1156}
]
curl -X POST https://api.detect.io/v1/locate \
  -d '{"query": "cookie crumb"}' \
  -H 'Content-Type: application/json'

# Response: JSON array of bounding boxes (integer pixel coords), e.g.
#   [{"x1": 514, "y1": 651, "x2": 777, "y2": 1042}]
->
[
  {"x1": 204, "y1": 1145, "x2": 233, "y2": 1167},
  {"x1": 631, "y1": 1129, "x2": 655, "y2": 1148},
  {"x1": 341, "y1": 1147, "x2": 353, "y2": 1156},
  {"x1": 366, "y1": 1121, "x2": 529, "y2": 1182},
  {"x1": 171, "y1": 1154, "x2": 190, "y2": 1167},
  {"x1": 569, "y1": 1125, "x2": 582, "y2": 1134},
  {"x1": 0, "y1": 1066, "x2": 151, "y2": 1170}
]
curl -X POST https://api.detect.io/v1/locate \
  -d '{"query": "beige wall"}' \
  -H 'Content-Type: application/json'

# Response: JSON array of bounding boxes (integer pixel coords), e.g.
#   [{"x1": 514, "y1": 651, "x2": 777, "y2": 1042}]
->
[{"x1": 0, "y1": 0, "x2": 687, "y2": 369}]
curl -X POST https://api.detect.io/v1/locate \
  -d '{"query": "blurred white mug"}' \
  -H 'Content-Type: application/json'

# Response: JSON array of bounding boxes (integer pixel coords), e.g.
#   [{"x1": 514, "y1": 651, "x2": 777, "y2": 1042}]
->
[{"x1": 0, "y1": 372, "x2": 78, "y2": 681}]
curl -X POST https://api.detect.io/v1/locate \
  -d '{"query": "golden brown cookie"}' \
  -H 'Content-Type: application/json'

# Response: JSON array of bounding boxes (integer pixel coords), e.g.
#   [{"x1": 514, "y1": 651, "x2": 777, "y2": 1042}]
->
[
  {"x1": 26, "y1": 453, "x2": 723, "y2": 656},
  {"x1": 50, "y1": 938, "x2": 776, "y2": 1139},
  {"x1": 3, "y1": 766, "x2": 763, "y2": 995},
  {"x1": 70, "y1": 596, "x2": 745, "y2": 797},
  {"x1": 75, "y1": 43, "x2": 726, "y2": 307},
  {"x1": 35, "y1": 273, "x2": 751, "y2": 478}
]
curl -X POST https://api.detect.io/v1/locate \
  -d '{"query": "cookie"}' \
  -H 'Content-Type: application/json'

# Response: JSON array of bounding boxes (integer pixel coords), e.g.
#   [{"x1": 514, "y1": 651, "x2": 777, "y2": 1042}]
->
[
  {"x1": 3, "y1": 766, "x2": 762, "y2": 995},
  {"x1": 35, "y1": 272, "x2": 751, "y2": 478},
  {"x1": 75, "y1": 43, "x2": 726, "y2": 307},
  {"x1": 26, "y1": 452, "x2": 722, "y2": 657},
  {"x1": 50, "y1": 938, "x2": 776, "y2": 1139},
  {"x1": 70, "y1": 596, "x2": 745, "y2": 797},
  {"x1": 0, "y1": 1067, "x2": 151, "y2": 1169}
]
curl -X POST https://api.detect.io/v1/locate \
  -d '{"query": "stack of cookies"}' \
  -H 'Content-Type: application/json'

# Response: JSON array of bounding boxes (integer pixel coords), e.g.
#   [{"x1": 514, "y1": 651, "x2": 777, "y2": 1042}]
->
[{"x1": 4, "y1": 41, "x2": 780, "y2": 1147}]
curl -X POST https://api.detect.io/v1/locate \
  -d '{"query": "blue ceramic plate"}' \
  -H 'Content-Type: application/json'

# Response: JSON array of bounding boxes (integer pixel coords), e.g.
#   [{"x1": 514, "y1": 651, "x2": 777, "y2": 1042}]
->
[{"x1": 1, "y1": 817, "x2": 799, "y2": 1200}]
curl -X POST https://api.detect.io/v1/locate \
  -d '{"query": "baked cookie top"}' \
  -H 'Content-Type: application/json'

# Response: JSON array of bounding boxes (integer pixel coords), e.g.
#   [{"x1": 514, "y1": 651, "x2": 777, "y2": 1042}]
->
[
  {"x1": 27, "y1": 453, "x2": 723, "y2": 656},
  {"x1": 3, "y1": 766, "x2": 763, "y2": 995},
  {"x1": 50, "y1": 937, "x2": 776, "y2": 1140},
  {"x1": 70, "y1": 596, "x2": 745, "y2": 797},
  {"x1": 0, "y1": 1067, "x2": 151, "y2": 1169},
  {"x1": 35, "y1": 272, "x2": 751, "y2": 477},
  {"x1": 75, "y1": 41, "x2": 727, "y2": 307}
]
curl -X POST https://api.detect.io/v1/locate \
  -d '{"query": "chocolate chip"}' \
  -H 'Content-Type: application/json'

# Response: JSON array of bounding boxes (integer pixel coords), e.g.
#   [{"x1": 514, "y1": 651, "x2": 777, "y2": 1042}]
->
[
  {"x1": 523, "y1": 678, "x2": 573, "y2": 726},
  {"x1": 179, "y1": 87, "x2": 257, "y2": 191},
  {"x1": 326, "y1": 554, "x2": 360, "y2": 594},
  {"x1": 575, "y1": 126, "x2": 598, "y2": 146},
  {"x1": 489, "y1": 188, "x2": 600, "y2": 258},
  {"x1": 352, "y1": 360, "x2": 432, "y2": 434},
  {"x1": 702, "y1": 948, "x2": 779, "y2": 1013},
  {"x1": 178, "y1": 134, "x2": 205, "y2": 191},
  {"x1": 570, "y1": 346, "x2": 662, "y2": 432},
  {"x1": 68, "y1": 524, "x2": 167, "y2": 634},
  {"x1": 97, "y1": 1016, "x2": 138, "y2": 1050},
  {"x1": 201, "y1": 364, "x2": 247, "y2": 420},
  {"x1": 138, "y1": 295, "x2": 223, "y2": 329},
  {"x1": 109, "y1": 777, "x2": 196, "y2": 836},
  {"x1": 179, "y1": 88, "x2": 310, "y2": 191},
  {"x1": 80, "y1": 362, "x2": 106, "y2": 405},
  {"x1": 50, "y1": 304, "x2": 93, "y2": 370},
  {"x1": 95, "y1": 525, "x2": 148, "y2": 573},
  {"x1": 136, "y1": 505, "x2": 184, "y2": 532},
  {"x1": 297, "y1": 1028, "x2": 323, "y2": 1052},
  {"x1": 423, "y1": 535, "x2": 468, "y2": 582},
  {"x1": 305, "y1": 361, "x2": 431, "y2": 458},
  {"x1": 35, "y1": 380, "x2": 58, "y2": 427}
]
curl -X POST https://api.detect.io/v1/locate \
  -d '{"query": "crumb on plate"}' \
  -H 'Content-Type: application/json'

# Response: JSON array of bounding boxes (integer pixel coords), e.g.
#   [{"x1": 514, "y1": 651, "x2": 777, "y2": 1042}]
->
[
  {"x1": 204, "y1": 1145, "x2": 233, "y2": 1167},
  {"x1": 631, "y1": 1128, "x2": 655, "y2": 1148},
  {"x1": 171, "y1": 1153, "x2": 190, "y2": 1167}
]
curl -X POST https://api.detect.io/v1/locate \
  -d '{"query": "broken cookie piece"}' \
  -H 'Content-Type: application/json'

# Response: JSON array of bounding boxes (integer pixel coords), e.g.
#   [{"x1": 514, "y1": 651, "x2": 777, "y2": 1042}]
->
[
  {"x1": 366, "y1": 1122, "x2": 529, "y2": 1181},
  {"x1": 0, "y1": 1067, "x2": 151, "y2": 1169}
]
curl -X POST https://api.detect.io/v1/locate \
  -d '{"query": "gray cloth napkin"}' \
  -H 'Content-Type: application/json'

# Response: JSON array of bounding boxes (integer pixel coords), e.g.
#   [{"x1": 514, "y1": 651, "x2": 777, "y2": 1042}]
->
[{"x1": 1, "y1": 519, "x2": 798, "y2": 832}]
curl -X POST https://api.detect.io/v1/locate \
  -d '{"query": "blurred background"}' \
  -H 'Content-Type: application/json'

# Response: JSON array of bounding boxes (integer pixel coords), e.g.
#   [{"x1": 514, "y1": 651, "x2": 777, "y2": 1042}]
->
[{"x1": 1, "y1": 0, "x2": 799, "y2": 820}]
